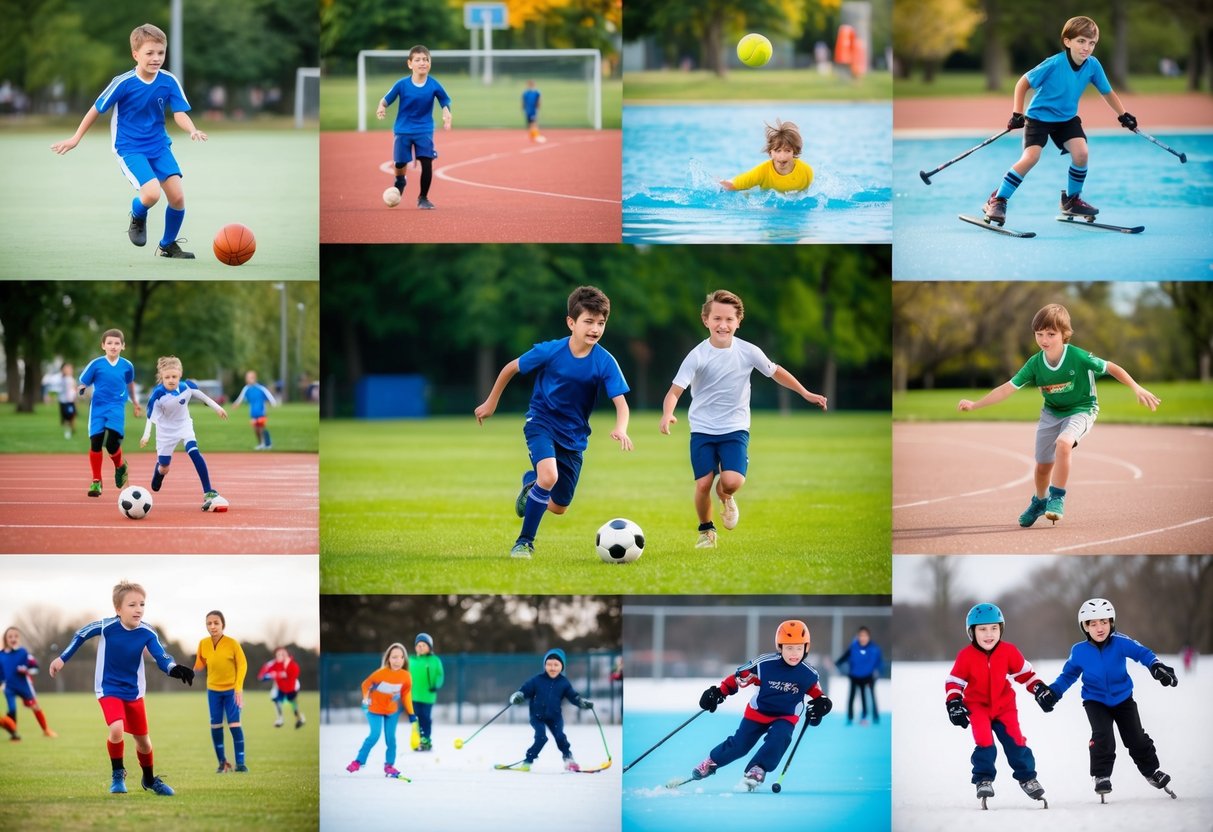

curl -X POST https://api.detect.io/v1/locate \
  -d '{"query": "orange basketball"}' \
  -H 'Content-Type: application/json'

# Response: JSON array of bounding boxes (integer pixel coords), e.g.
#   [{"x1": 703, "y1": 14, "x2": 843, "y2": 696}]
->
[{"x1": 213, "y1": 223, "x2": 256, "y2": 266}]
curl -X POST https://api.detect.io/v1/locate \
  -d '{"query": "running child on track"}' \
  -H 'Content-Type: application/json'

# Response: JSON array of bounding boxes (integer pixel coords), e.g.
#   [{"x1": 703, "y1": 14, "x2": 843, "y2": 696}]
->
[
  {"x1": 522, "y1": 79, "x2": 544, "y2": 143},
  {"x1": 504, "y1": 647, "x2": 593, "y2": 772},
  {"x1": 193, "y1": 610, "x2": 248, "y2": 773},
  {"x1": 78, "y1": 328, "x2": 143, "y2": 498},
  {"x1": 232, "y1": 370, "x2": 278, "y2": 450},
  {"x1": 376, "y1": 45, "x2": 452, "y2": 210},
  {"x1": 720, "y1": 119, "x2": 813, "y2": 193},
  {"x1": 0, "y1": 626, "x2": 56, "y2": 738}
]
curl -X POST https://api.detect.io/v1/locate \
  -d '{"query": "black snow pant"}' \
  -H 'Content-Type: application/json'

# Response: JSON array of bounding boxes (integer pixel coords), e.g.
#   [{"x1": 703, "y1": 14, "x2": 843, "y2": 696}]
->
[{"x1": 1083, "y1": 696, "x2": 1160, "y2": 779}]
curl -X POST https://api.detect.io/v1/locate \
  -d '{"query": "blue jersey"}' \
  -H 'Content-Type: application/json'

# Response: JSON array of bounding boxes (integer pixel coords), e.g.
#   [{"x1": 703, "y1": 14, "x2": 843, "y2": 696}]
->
[
  {"x1": 0, "y1": 647, "x2": 39, "y2": 699},
  {"x1": 519, "y1": 338, "x2": 629, "y2": 452},
  {"x1": 1025, "y1": 53, "x2": 1112, "y2": 122},
  {"x1": 836, "y1": 638, "x2": 883, "y2": 679},
  {"x1": 1049, "y1": 631, "x2": 1157, "y2": 708},
  {"x1": 724, "y1": 653, "x2": 823, "y2": 723},
  {"x1": 59, "y1": 616, "x2": 179, "y2": 701},
  {"x1": 518, "y1": 672, "x2": 584, "y2": 721},
  {"x1": 233, "y1": 383, "x2": 277, "y2": 418},
  {"x1": 383, "y1": 76, "x2": 451, "y2": 134},
  {"x1": 95, "y1": 69, "x2": 191, "y2": 157},
  {"x1": 80, "y1": 355, "x2": 135, "y2": 413},
  {"x1": 522, "y1": 88, "x2": 540, "y2": 118}
]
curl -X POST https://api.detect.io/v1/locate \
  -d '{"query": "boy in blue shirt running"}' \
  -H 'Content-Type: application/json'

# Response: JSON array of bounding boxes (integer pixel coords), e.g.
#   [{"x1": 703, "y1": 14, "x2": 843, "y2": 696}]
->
[
  {"x1": 78, "y1": 328, "x2": 143, "y2": 497},
  {"x1": 474, "y1": 285, "x2": 633, "y2": 559},
  {"x1": 982, "y1": 16, "x2": 1136, "y2": 224},
  {"x1": 522, "y1": 80, "x2": 544, "y2": 143},
  {"x1": 376, "y1": 45, "x2": 452, "y2": 210},
  {"x1": 51, "y1": 23, "x2": 207, "y2": 258},
  {"x1": 232, "y1": 370, "x2": 279, "y2": 450}
]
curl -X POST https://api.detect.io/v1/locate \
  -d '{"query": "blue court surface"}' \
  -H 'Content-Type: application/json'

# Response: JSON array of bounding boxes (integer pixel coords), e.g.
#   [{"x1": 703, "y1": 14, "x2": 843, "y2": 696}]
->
[
  {"x1": 623, "y1": 103, "x2": 891, "y2": 244},
  {"x1": 893, "y1": 131, "x2": 1213, "y2": 280},
  {"x1": 622, "y1": 711, "x2": 891, "y2": 831}
]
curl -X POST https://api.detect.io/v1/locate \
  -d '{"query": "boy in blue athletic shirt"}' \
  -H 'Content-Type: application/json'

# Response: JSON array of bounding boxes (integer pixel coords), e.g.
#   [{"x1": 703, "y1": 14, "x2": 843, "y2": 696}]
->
[
  {"x1": 376, "y1": 45, "x2": 452, "y2": 210},
  {"x1": 51, "y1": 23, "x2": 207, "y2": 258},
  {"x1": 522, "y1": 80, "x2": 544, "y2": 143},
  {"x1": 78, "y1": 329, "x2": 143, "y2": 497},
  {"x1": 474, "y1": 285, "x2": 633, "y2": 559},
  {"x1": 982, "y1": 16, "x2": 1136, "y2": 224},
  {"x1": 232, "y1": 370, "x2": 279, "y2": 450}
]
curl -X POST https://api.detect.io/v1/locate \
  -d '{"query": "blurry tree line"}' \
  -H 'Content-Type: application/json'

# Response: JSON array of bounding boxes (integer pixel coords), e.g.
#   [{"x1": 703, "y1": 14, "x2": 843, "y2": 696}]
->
[
  {"x1": 892, "y1": 282, "x2": 1213, "y2": 391},
  {"x1": 320, "y1": 0, "x2": 622, "y2": 74},
  {"x1": 0, "y1": 0, "x2": 318, "y2": 115},
  {"x1": 320, "y1": 595, "x2": 621, "y2": 654},
  {"x1": 0, "y1": 281, "x2": 320, "y2": 410},
  {"x1": 320, "y1": 244, "x2": 891, "y2": 417},
  {"x1": 893, "y1": 0, "x2": 1211, "y2": 92},
  {"x1": 894, "y1": 556, "x2": 1213, "y2": 660}
]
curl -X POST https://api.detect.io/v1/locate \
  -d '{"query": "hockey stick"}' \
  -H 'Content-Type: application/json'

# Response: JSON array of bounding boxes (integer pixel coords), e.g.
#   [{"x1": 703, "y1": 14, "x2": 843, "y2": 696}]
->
[
  {"x1": 622, "y1": 709, "x2": 707, "y2": 773},
  {"x1": 1133, "y1": 128, "x2": 1187, "y2": 163},
  {"x1": 454, "y1": 702, "x2": 513, "y2": 749},
  {"x1": 586, "y1": 705, "x2": 613, "y2": 771},
  {"x1": 770, "y1": 707, "x2": 814, "y2": 793},
  {"x1": 919, "y1": 129, "x2": 1012, "y2": 184}
]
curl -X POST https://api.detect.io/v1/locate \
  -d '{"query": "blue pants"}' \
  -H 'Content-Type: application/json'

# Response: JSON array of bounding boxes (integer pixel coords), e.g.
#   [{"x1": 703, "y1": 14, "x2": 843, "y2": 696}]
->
[
  {"x1": 971, "y1": 719, "x2": 1036, "y2": 783},
  {"x1": 710, "y1": 716, "x2": 794, "y2": 773},
  {"x1": 414, "y1": 702, "x2": 433, "y2": 740},
  {"x1": 526, "y1": 715, "x2": 571, "y2": 762},
  {"x1": 357, "y1": 711, "x2": 401, "y2": 766}
]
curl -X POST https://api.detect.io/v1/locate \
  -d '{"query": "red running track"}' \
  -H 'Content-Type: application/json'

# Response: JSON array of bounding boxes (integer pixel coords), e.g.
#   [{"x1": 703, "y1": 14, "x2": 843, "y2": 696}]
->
[
  {"x1": 893, "y1": 423, "x2": 1213, "y2": 555},
  {"x1": 320, "y1": 129, "x2": 621, "y2": 243},
  {"x1": 0, "y1": 453, "x2": 318, "y2": 554}
]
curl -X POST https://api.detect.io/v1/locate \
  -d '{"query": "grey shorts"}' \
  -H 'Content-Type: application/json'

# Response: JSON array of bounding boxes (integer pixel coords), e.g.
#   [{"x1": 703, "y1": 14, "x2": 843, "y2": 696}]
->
[{"x1": 1034, "y1": 409, "x2": 1096, "y2": 463}]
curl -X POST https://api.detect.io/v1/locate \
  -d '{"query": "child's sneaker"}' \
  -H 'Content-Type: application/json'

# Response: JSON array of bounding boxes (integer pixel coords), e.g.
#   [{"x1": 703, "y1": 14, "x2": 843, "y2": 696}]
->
[
  {"x1": 742, "y1": 765, "x2": 765, "y2": 791},
  {"x1": 563, "y1": 755, "x2": 580, "y2": 772},
  {"x1": 1093, "y1": 775, "x2": 1112, "y2": 794},
  {"x1": 128, "y1": 213, "x2": 147, "y2": 246},
  {"x1": 1019, "y1": 778, "x2": 1045, "y2": 800},
  {"x1": 115, "y1": 461, "x2": 129, "y2": 488},
  {"x1": 515, "y1": 470, "x2": 537, "y2": 517},
  {"x1": 234, "y1": 764, "x2": 248, "y2": 773},
  {"x1": 110, "y1": 768, "x2": 127, "y2": 793},
  {"x1": 346, "y1": 760, "x2": 362, "y2": 773},
  {"x1": 1045, "y1": 492, "x2": 1065, "y2": 523},
  {"x1": 88, "y1": 480, "x2": 102, "y2": 497},
  {"x1": 695, "y1": 529, "x2": 717, "y2": 549},
  {"x1": 1018, "y1": 495, "x2": 1047, "y2": 527},
  {"x1": 155, "y1": 240, "x2": 196, "y2": 259},
  {"x1": 216, "y1": 760, "x2": 233, "y2": 773},
  {"x1": 141, "y1": 775, "x2": 174, "y2": 796},
  {"x1": 720, "y1": 496, "x2": 740, "y2": 530},
  {"x1": 202, "y1": 491, "x2": 229, "y2": 513},
  {"x1": 976, "y1": 780, "x2": 995, "y2": 799},
  {"x1": 509, "y1": 541, "x2": 534, "y2": 559},
  {"x1": 295, "y1": 714, "x2": 306, "y2": 729},
  {"x1": 419, "y1": 737, "x2": 432, "y2": 751},
  {"x1": 691, "y1": 757, "x2": 717, "y2": 780},
  {"x1": 274, "y1": 716, "x2": 284, "y2": 728},
  {"x1": 982, "y1": 192, "x2": 1007, "y2": 223},
  {"x1": 384, "y1": 764, "x2": 401, "y2": 778},
  {"x1": 151, "y1": 465, "x2": 166, "y2": 492},
  {"x1": 1060, "y1": 190, "x2": 1098, "y2": 216},
  {"x1": 417, "y1": 197, "x2": 436, "y2": 210},
  {"x1": 1145, "y1": 770, "x2": 1171, "y2": 790}
]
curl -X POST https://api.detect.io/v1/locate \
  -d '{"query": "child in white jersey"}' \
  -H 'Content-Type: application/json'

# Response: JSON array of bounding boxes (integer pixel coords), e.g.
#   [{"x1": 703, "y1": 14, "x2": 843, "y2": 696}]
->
[{"x1": 660, "y1": 290, "x2": 828, "y2": 548}]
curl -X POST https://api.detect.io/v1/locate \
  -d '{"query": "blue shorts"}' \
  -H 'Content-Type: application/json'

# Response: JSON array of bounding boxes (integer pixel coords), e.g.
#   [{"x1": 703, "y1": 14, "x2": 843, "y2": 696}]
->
[
  {"x1": 394, "y1": 132, "x2": 437, "y2": 163},
  {"x1": 690, "y1": 430, "x2": 750, "y2": 480},
  {"x1": 87, "y1": 404, "x2": 126, "y2": 438},
  {"x1": 523, "y1": 423, "x2": 583, "y2": 508},
  {"x1": 119, "y1": 149, "x2": 182, "y2": 189},
  {"x1": 207, "y1": 689, "x2": 241, "y2": 724}
]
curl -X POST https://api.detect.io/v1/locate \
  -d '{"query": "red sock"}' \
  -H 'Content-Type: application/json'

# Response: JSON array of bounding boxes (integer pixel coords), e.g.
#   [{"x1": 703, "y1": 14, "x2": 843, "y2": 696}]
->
[
  {"x1": 34, "y1": 710, "x2": 49, "y2": 731},
  {"x1": 137, "y1": 750, "x2": 154, "y2": 780},
  {"x1": 90, "y1": 451, "x2": 103, "y2": 481},
  {"x1": 110, "y1": 449, "x2": 124, "y2": 469},
  {"x1": 107, "y1": 739, "x2": 124, "y2": 761}
]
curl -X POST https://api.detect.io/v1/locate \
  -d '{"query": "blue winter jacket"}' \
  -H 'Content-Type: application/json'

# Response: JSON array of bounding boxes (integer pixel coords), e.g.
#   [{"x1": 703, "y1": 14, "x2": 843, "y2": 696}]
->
[
  {"x1": 836, "y1": 638, "x2": 882, "y2": 679},
  {"x1": 1049, "y1": 632, "x2": 1158, "y2": 707},
  {"x1": 519, "y1": 649, "x2": 585, "y2": 721}
]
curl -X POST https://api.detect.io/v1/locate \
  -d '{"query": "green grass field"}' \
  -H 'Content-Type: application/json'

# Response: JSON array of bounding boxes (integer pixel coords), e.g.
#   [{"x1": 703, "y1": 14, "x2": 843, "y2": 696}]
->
[
  {"x1": 623, "y1": 69, "x2": 892, "y2": 102},
  {"x1": 0, "y1": 691, "x2": 318, "y2": 830},
  {"x1": 0, "y1": 131, "x2": 318, "y2": 280},
  {"x1": 893, "y1": 71, "x2": 1191, "y2": 98},
  {"x1": 0, "y1": 403, "x2": 319, "y2": 453},
  {"x1": 320, "y1": 411, "x2": 891, "y2": 595},
  {"x1": 893, "y1": 381, "x2": 1213, "y2": 424},
  {"x1": 321, "y1": 74, "x2": 623, "y2": 131}
]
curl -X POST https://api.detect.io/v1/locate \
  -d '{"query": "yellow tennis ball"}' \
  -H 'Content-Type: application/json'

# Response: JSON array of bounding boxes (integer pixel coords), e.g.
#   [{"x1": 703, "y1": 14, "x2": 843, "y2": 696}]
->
[
  {"x1": 737, "y1": 33, "x2": 773, "y2": 68},
  {"x1": 454, "y1": 738, "x2": 463, "y2": 749}
]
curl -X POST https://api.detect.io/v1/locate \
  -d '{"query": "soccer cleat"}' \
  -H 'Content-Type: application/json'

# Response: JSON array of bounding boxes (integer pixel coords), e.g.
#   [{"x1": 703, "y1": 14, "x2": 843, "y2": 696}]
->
[
  {"x1": 295, "y1": 714, "x2": 306, "y2": 729},
  {"x1": 128, "y1": 213, "x2": 147, "y2": 247},
  {"x1": 509, "y1": 541, "x2": 535, "y2": 559},
  {"x1": 1020, "y1": 778, "x2": 1045, "y2": 800},
  {"x1": 742, "y1": 765, "x2": 765, "y2": 790},
  {"x1": 1094, "y1": 775, "x2": 1112, "y2": 794},
  {"x1": 234, "y1": 764, "x2": 248, "y2": 773},
  {"x1": 1045, "y1": 493, "x2": 1064, "y2": 523},
  {"x1": 983, "y1": 192, "x2": 1007, "y2": 223},
  {"x1": 141, "y1": 775, "x2": 174, "y2": 796},
  {"x1": 346, "y1": 760, "x2": 362, "y2": 773},
  {"x1": 1060, "y1": 190, "x2": 1098, "y2": 216},
  {"x1": 691, "y1": 757, "x2": 717, "y2": 780},
  {"x1": 417, "y1": 197, "x2": 436, "y2": 210},
  {"x1": 151, "y1": 465, "x2": 166, "y2": 492},
  {"x1": 115, "y1": 461, "x2": 129, "y2": 488},
  {"x1": 695, "y1": 529, "x2": 717, "y2": 549},
  {"x1": 155, "y1": 240, "x2": 196, "y2": 259},
  {"x1": 202, "y1": 491, "x2": 229, "y2": 513},
  {"x1": 976, "y1": 780, "x2": 995, "y2": 799},
  {"x1": 563, "y1": 756, "x2": 580, "y2": 772},
  {"x1": 1018, "y1": 495, "x2": 1047, "y2": 527},
  {"x1": 88, "y1": 480, "x2": 102, "y2": 497},
  {"x1": 274, "y1": 716, "x2": 284, "y2": 728},
  {"x1": 1145, "y1": 770, "x2": 1171, "y2": 790},
  {"x1": 720, "y1": 496, "x2": 740, "y2": 530},
  {"x1": 515, "y1": 470, "x2": 537, "y2": 517},
  {"x1": 110, "y1": 768, "x2": 128, "y2": 794},
  {"x1": 8, "y1": 733, "x2": 21, "y2": 742},
  {"x1": 217, "y1": 761, "x2": 233, "y2": 773}
]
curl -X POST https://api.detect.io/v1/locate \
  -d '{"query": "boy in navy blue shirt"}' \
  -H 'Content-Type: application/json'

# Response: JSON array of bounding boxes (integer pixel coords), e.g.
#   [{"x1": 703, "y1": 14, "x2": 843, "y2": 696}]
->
[
  {"x1": 78, "y1": 329, "x2": 143, "y2": 497},
  {"x1": 52, "y1": 23, "x2": 207, "y2": 258},
  {"x1": 376, "y1": 45, "x2": 452, "y2": 209},
  {"x1": 475, "y1": 285, "x2": 633, "y2": 559},
  {"x1": 1033, "y1": 598, "x2": 1177, "y2": 799},
  {"x1": 691, "y1": 620, "x2": 832, "y2": 791},
  {"x1": 506, "y1": 648, "x2": 593, "y2": 771}
]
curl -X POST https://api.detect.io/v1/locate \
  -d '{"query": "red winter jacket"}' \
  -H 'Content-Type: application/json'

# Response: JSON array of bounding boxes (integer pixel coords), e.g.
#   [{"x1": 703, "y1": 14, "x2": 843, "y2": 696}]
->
[{"x1": 945, "y1": 640, "x2": 1040, "y2": 713}]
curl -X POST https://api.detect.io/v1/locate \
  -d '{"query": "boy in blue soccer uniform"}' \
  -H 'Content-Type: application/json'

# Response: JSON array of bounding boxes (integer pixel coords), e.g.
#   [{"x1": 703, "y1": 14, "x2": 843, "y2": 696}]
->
[
  {"x1": 232, "y1": 370, "x2": 279, "y2": 450},
  {"x1": 982, "y1": 15, "x2": 1135, "y2": 223},
  {"x1": 49, "y1": 580, "x2": 195, "y2": 796},
  {"x1": 376, "y1": 45, "x2": 452, "y2": 210},
  {"x1": 1, "y1": 626, "x2": 56, "y2": 738},
  {"x1": 474, "y1": 286, "x2": 633, "y2": 559},
  {"x1": 51, "y1": 23, "x2": 207, "y2": 258},
  {"x1": 522, "y1": 80, "x2": 543, "y2": 142},
  {"x1": 79, "y1": 328, "x2": 143, "y2": 497},
  {"x1": 505, "y1": 648, "x2": 593, "y2": 771}
]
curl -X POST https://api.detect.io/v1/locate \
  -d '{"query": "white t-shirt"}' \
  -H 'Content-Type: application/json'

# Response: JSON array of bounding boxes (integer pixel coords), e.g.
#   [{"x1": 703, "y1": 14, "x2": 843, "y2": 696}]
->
[
  {"x1": 671, "y1": 337, "x2": 777, "y2": 435},
  {"x1": 142, "y1": 381, "x2": 223, "y2": 452}
]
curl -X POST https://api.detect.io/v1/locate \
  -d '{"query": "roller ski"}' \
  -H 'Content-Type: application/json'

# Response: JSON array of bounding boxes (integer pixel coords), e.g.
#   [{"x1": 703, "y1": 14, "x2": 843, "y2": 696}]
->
[
  {"x1": 976, "y1": 780, "x2": 994, "y2": 810},
  {"x1": 1056, "y1": 190, "x2": 1143, "y2": 233},
  {"x1": 1020, "y1": 777, "x2": 1048, "y2": 808},
  {"x1": 960, "y1": 198, "x2": 1036, "y2": 237},
  {"x1": 1146, "y1": 770, "x2": 1177, "y2": 799}
]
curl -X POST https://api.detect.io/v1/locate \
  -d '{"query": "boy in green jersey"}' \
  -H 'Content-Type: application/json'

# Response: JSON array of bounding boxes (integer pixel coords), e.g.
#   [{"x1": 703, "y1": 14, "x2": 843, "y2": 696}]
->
[{"x1": 957, "y1": 303, "x2": 1160, "y2": 526}]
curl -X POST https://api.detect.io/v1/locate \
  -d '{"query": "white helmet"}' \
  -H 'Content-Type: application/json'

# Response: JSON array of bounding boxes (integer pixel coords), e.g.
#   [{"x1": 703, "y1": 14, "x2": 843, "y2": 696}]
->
[{"x1": 1078, "y1": 598, "x2": 1116, "y2": 634}]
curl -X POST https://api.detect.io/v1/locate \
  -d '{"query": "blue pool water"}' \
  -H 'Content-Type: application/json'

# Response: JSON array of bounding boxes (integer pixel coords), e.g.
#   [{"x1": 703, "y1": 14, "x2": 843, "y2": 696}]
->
[
  {"x1": 893, "y1": 131, "x2": 1213, "y2": 280},
  {"x1": 623, "y1": 103, "x2": 892, "y2": 244}
]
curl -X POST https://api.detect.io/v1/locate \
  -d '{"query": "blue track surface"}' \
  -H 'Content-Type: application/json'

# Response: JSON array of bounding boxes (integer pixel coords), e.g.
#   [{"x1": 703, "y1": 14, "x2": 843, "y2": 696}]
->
[{"x1": 893, "y1": 131, "x2": 1213, "y2": 280}]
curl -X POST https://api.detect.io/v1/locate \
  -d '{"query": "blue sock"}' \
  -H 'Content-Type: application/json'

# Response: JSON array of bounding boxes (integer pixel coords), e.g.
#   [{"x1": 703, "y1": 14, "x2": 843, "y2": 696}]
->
[
  {"x1": 1048, "y1": 485, "x2": 1067, "y2": 498},
  {"x1": 160, "y1": 206, "x2": 185, "y2": 247},
  {"x1": 131, "y1": 198, "x2": 149, "y2": 220},
  {"x1": 995, "y1": 169, "x2": 1024, "y2": 200},
  {"x1": 1066, "y1": 165, "x2": 1087, "y2": 197},
  {"x1": 231, "y1": 726, "x2": 245, "y2": 765},
  {"x1": 262, "y1": 428, "x2": 271, "y2": 447},
  {"x1": 211, "y1": 726, "x2": 225, "y2": 763},
  {"x1": 518, "y1": 484, "x2": 551, "y2": 543},
  {"x1": 186, "y1": 441, "x2": 212, "y2": 492}
]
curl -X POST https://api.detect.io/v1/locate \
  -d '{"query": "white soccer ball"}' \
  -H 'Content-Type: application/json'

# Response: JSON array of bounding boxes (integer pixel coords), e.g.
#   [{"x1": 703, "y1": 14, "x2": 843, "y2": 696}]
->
[
  {"x1": 596, "y1": 518, "x2": 644, "y2": 564},
  {"x1": 383, "y1": 187, "x2": 401, "y2": 207},
  {"x1": 118, "y1": 486, "x2": 153, "y2": 520}
]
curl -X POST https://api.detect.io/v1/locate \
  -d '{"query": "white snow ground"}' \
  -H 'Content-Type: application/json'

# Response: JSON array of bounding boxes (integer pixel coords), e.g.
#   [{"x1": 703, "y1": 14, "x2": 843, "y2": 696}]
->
[{"x1": 894, "y1": 658, "x2": 1212, "y2": 831}]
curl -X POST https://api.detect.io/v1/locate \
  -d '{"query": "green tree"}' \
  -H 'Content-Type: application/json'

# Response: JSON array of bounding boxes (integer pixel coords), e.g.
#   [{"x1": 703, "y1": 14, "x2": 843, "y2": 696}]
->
[{"x1": 893, "y1": 0, "x2": 983, "y2": 81}]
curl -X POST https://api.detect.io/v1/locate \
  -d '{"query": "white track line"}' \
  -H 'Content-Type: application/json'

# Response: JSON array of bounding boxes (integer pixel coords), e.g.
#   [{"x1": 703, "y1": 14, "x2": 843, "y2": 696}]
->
[
  {"x1": 1080, "y1": 451, "x2": 1144, "y2": 479},
  {"x1": 433, "y1": 136, "x2": 621, "y2": 204},
  {"x1": 893, "y1": 441, "x2": 1036, "y2": 509},
  {"x1": 1052, "y1": 516, "x2": 1213, "y2": 553},
  {"x1": 0, "y1": 524, "x2": 313, "y2": 532}
]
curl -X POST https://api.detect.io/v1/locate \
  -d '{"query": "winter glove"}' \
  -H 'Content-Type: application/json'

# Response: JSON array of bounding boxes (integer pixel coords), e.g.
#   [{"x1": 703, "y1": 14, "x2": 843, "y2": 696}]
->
[
  {"x1": 699, "y1": 685, "x2": 726, "y2": 713},
  {"x1": 578, "y1": 699, "x2": 594, "y2": 710},
  {"x1": 1118, "y1": 112, "x2": 1138, "y2": 131},
  {"x1": 1032, "y1": 683, "x2": 1057, "y2": 713},
  {"x1": 805, "y1": 695, "x2": 833, "y2": 726},
  {"x1": 168, "y1": 665, "x2": 194, "y2": 686},
  {"x1": 946, "y1": 697, "x2": 970, "y2": 728},
  {"x1": 509, "y1": 691, "x2": 525, "y2": 705},
  {"x1": 1007, "y1": 112, "x2": 1026, "y2": 130},
  {"x1": 1150, "y1": 661, "x2": 1177, "y2": 687},
  {"x1": 408, "y1": 713, "x2": 418, "y2": 723}
]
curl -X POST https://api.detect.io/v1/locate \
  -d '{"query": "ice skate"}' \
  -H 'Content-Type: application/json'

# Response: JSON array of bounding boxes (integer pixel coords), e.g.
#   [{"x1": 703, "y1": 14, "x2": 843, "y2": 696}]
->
[
  {"x1": 691, "y1": 757, "x2": 717, "y2": 780},
  {"x1": 976, "y1": 780, "x2": 994, "y2": 809},
  {"x1": 741, "y1": 765, "x2": 765, "y2": 791},
  {"x1": 1094, "y1": 775, "x2": 1111, "y2": 802},
  {"x1": 1060, "y1": 190, "x2": 1099, "y2": 217},
  {"x1": 1146, "y1": 770, "x2": 1177, "y2": 799},
  {"x1": 982, "y1": 192, "x2": 1007, "y2": 224},
  {"x1": 1019, "y1": 777, "x2": 1047, "y2": 807}
]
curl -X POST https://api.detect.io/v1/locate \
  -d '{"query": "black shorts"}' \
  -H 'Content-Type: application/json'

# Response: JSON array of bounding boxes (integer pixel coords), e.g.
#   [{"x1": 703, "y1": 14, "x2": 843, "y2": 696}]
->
[{"x1": 1024, "y1": 115, "x2": 1086, "y2": 153}]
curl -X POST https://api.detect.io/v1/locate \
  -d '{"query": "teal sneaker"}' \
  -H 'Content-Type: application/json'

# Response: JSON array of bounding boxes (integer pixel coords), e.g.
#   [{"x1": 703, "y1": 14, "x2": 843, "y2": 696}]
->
[
  {"x1": 515, "y1": 471, "x2": 537, "y2": 517},
  {"x1": 1045, "y1": 493, "x2": 1065, "y2": 524},
  {"x1": 1018, "y1": 495, "x2": 1048, "y2": 527},
  {"x1": 141, "y1": 775, "x2": 174, "y2": 796},
  {"x1": 509, "y1": 541, "x2": 535, "y2": 559},
  {"x1": 110, "y1": 768, "x2": 127, "y2": 794}
]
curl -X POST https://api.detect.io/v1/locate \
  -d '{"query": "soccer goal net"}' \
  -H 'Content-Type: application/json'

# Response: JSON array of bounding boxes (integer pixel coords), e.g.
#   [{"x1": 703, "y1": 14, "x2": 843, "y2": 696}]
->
[
  {"x1": 295, "y1": 67, "x2": 320, "y2": 128},
  {"x1": 356, "y1": 49, "x2": 601, "y2": 132}
]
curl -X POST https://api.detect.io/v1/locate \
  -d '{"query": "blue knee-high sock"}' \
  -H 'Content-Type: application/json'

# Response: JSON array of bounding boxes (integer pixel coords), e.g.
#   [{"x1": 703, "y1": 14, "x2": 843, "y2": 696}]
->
[
  {"x1": 160, "y1": 206, "x2": 185, "y2": 247},
  {"x1": 131, "y1": 197, "x2": 150, "y2": 220},
  {"x1": 211, "y1": 726, "x2": 225, "y2": 763},
  {"x1": 1067, "y1": 165, "x2": 1087, "y2": 196},
  {"x1": 995, "y1": 169, "x2": 1024, "y2": 200},
  {"x1": 231, "y1": 726, "x2": 245, "y2": 765},
  {"x1": 518, "y1": 484, "x2": 551, "y2": 543},
  {"x1": 261, "y1": 428, "x2": 271, "y2": 447},
  {"x1": 186, "y1": 441, "x2": 212, "y2": 493}
]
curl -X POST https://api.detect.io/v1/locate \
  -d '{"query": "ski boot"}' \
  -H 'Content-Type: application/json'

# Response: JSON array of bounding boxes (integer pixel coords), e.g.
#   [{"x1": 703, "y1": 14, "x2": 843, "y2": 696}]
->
[
  {"x1": 1093, "y1": 775, "x2": 1112, "y2": 802},
  {"x1": 691, "y1": 757, "x2": 718, "y2": 780},
  {"x1": 741, "y1": 765, "x2": 765, "y2": 792},
  {"x1": 976, "y1": 780, "x2": 994, "y2": 810},
  {"x1": 1020, "y1": 778, "x2": 1047, "y2": 808},
  {"x1": 1146, "y1": 770, "x2": 1177, "y2": 799},
  {"x1": 983, "y1": 192, "x2": 1007, "y2": 224},
  {"x1": 1060, "y1": 190, "x2": 1098, "y2": 218}
]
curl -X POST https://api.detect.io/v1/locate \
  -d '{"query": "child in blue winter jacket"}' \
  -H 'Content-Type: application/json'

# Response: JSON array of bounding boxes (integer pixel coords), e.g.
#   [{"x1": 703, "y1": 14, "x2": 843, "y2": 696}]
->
[
  {"x1": 835, "y1": 625, "x2": 882, "y2": 725},
  {"x1": 1032, "y1": 598, "x2": 1177, "y2": 799},
  {"x1": 507, "y1": 648, "x2": 593, "y2": 771}
]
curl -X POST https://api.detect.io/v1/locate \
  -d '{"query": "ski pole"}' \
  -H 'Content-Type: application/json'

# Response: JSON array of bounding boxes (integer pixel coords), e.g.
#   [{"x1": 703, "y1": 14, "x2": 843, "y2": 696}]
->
[
  {"x1": 1133, "y1": 128, "x2": 1187, "y2": 163},
  {"x1": 589, "y1": 705, "x2": 613, "y2": 770},
  {"x1": 454, "y1": 701, "x2": 513, "y2": 749},
  {"x1": 919, "y1": 128, "x2": 1012, "y2": 184},
  {"x1": 622, "y1": 709, "x2": 706, "y2": 773},
  {"x1": 770, "y1": 708, "x2": 814, "y2": 793}
]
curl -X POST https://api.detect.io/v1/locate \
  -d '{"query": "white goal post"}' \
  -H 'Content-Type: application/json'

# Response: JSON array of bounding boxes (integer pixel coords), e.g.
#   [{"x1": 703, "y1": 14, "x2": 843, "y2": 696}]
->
[
  {"x1": 295, "y1": 67, "x2": 320, "y2": 128},
  {"x1": 356, "y1": 49, "x2": 601, "y2": 132}
]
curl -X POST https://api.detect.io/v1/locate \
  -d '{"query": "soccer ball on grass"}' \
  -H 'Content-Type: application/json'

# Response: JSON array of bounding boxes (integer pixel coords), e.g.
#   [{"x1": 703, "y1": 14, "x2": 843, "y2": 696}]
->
[{"x1": 596, "y1": 518, "x2": 644, "y2": 564}]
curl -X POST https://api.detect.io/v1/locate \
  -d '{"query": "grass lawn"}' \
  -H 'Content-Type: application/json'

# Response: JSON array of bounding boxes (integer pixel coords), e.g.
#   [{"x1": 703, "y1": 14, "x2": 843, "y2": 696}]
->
[
  {"x1": 0, "y1": 403, "x2": 319, "y2": 453},
  {"x1": 320, "y1": 411, "x2": 891, "y2": 595},
  {"x1": 893, "y1": 381, "x2": 1213, "y2": 424},
  {"x1": 0, "y1": 691, "x2": 318, "y2": 831},
  {"x1": 894, "y1": 71, "x2": 1191, "y2": 98},
  {"x1": 623, "y1": 69, "x2": 891, "y2": 102}
]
